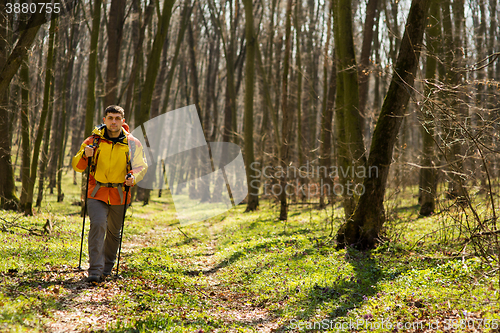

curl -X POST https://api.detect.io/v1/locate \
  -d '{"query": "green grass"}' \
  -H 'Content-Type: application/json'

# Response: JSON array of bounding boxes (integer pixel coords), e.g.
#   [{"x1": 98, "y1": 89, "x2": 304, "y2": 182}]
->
[{"x1": 0, "y1": 168, "x2": 499, "y2": 332}]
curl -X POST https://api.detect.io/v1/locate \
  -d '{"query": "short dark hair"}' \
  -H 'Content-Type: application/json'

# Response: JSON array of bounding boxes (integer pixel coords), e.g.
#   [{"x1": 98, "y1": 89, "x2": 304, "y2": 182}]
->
[{"x1": 104, "y1": 105, "x2": 125, "y2": 118}]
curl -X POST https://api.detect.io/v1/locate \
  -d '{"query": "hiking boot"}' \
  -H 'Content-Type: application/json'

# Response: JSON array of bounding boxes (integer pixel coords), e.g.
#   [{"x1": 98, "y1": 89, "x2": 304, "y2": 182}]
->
[
  {"x1": 86, "y1": 275, "x2": 100, "y2": 283},
  {"x1": 101, "y1": 272, "x2": 112, "y2": 280}
]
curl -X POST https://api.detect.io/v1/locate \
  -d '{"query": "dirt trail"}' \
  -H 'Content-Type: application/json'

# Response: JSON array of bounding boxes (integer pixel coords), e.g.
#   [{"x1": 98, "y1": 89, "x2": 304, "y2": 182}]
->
[
  {"x1": 184, "y1": 238, "x2": 280, "y2": 332},
  {"x1": 43, "y1": 221, "x2": 280, "y2": 332}
]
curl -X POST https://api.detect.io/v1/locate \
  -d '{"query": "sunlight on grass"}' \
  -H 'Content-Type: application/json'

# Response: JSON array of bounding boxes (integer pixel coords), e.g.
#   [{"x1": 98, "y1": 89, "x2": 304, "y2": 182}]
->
[{"x1": 1, "y1": 171, "x2": 500, "y2": 332}]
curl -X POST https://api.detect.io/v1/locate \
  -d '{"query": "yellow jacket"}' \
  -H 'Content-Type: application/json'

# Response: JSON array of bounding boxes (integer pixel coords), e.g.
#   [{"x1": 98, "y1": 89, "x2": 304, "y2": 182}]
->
[{"x1": 72, "y1": 123, "x2": 148, "y2": 205}]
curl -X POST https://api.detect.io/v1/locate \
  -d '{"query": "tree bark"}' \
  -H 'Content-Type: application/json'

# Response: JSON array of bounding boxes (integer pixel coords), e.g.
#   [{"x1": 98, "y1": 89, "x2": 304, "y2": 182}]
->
[
  {"x1": 319, "y1": 2, "x2": 334, "y2": 209},
  {"x1": 333, "y1": 0, "x2": 366, "y2": 219},
  {"x1": 441, "y1": 0, "x2": 467, "y2": 202},
  {"x1": 124, "y1": 0, "x2": 154, "y2": 115},
  {"x1": 84, "y1": 0, "x2": 103, "y2": 137},
  {"x1": 0, "y1": 8, "x2": 46, "y2": 209},
  {"x1": 419, "y1": 0, "x2": 439, "y2": 216},
  {"x1": 137, "y1": 0, "x2": 176, "y2": 206},
  {"x1": 25, "y1": 18, "x2": 57, "y2": 215},
  {"x1": 0, "y1": 5, "x2": 19, "y2": 210},
  {"x1": 58, "y1": 16, "x2": 80, "y2": 202},
  {"x1": 160, "y1": 0, "x2": 191, "y2": 115},
  {"x1": 104, "y1": 0, "x2": 126, "y2": 106},
  {"x1": 19, "y1": 56, "x2": 31, "y2": 211},
  {"x1": 0, "y1": 11, "x2": 46, "y2": 93},
  {"x1": 358, "y1": 0, "x2": 379, "y2": 135},
  {"x1": 337, "y1": 0, "x2": 431, "y2": 249},
  {"x1": 242, "y1": 0, "x2": 259, "y2": 212},
  {"x1": 294, "y1": 1, "x2": 304, "y2": 168},
  {"x1": 36, "y1": 40, "x2": 57, "y2": 207},
  {"x1": 278, "y1": 0, "x2": 293, "y2": 220},
  {"x1": 138, "y1": 0, "x2": 175, "y2": 126}
]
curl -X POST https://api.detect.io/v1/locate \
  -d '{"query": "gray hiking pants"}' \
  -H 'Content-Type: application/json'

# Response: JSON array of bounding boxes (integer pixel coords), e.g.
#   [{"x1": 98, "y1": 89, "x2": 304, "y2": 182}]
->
[{"x1": 87, "y1": 199, "x2": 126, "y2": 276}]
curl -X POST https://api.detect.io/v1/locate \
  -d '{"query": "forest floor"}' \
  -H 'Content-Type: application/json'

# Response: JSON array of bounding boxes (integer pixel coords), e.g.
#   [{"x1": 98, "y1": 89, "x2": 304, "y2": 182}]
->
[{"x1": 1, "y1": 176, "x2": 500, "y2": 332}]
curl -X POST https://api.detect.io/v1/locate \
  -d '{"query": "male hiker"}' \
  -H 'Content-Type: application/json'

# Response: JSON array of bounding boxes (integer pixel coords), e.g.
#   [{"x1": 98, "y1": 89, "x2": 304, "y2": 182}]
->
[{"x1": 72, "y1": 105, "x2": 148, "y2": 282}]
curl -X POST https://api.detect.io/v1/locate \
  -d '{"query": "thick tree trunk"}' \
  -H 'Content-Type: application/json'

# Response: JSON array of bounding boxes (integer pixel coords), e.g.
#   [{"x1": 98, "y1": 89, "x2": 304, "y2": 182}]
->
[
  {"x1": 0, "y1": 3, "x2": 19, "y2": 210},
  {"x1": 333, "y1": 0, "x2": 366, "y2": 219},
  {"x1": 337, "y1": 0, "x2": 431, "y2": 249}
]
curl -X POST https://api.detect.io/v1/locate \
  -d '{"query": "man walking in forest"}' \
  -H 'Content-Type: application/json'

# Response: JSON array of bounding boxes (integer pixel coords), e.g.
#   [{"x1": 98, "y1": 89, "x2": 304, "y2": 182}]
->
[{"x1": 72, "y1": 105, "x2": 148, "y2": 282}]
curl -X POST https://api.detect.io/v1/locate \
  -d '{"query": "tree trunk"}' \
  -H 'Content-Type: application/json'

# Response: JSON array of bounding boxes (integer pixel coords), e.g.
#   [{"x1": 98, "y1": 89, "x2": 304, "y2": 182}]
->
[
  {"x1": 138, "y1": 0, "x2": 175, "y2": 125},
  {"x1": 337, "y1": 0, "x2": 431, "y2": 249},
  {"x1": 0, "y1": 11, "x2": 46, "y2": 93},
  {"x1": 358, "y1": 0, "x2": 379, "y2": 136},
  {"x1": 333, "y1": 0, "x2": 366, "y2": 219},
  {"x1": 242, "y1": 0, "x2": 259, "y2": 212},
  {"x1": 104, "y1": 0, "x2": 126, "y2": 106},
  {"x1": 160, "y1": 0, "x2": 191, "y2": 115},
  {"x1": 24, "y1": 18, "x2": 57, "y2": 215},
  {"x1": 419, "y1": 0, "x2": 439, "y2": 216},
  {"x1": 294, "y1": 1, "x2": 304, "y2": 168},
  {"x1": 319, "y1": 2, "x2": 334, "y2": 209},
  {"x1": 0, "y1": 9, "x2": 19, "y2": 210},
  {"x1": 19, "y1": 56, "x2": 31, "y2": 211},
  {"x1": 441, "y1": 0, "x2": 467, "y2": 202},
  {"x1": 188, "y1": 15, "x2": 211, "y2": 203},
  {"x1": 278, "y1": 0, "x2": 293, "y2": 220},
  {"x1": 58, "y1": 17, "x2": 80, "y2": 202},
  {"x1": 36, "y1": 43, "x2": 57, "y2": 207},
  {"x1": 124, "y1": 0, "x2": 154, "y2": 115},
  {"x1": 47, "y1": 31, "x2": 65, "y2": 193},
  {"x1": 319, "y1": 58, "x2": 337, "y2": 209},
  {"x1": 188, "y1": 20, "x2": 202, "y2": 123},
  {"x1": 137, "y1": 0, "x2": 175, "y2": 206},
  {"x1": 84, "y1": 0, "x2": 102, "y2": 137}
]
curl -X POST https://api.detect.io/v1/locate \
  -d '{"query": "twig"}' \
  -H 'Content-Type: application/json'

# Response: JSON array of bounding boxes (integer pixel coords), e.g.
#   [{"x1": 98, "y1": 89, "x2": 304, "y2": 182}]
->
[{"x1": 177, "y1": 227, "x2": 192, "y2": 240}]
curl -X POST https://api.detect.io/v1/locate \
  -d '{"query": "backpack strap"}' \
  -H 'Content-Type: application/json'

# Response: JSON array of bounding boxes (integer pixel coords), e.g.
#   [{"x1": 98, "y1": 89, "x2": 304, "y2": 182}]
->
[{"x1": 90, "y1": 134, "x2": 101, "y2": 174}]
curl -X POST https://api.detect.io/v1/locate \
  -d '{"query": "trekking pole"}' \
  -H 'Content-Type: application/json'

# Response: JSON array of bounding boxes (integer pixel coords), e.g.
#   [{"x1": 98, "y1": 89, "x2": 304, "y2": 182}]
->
[
  {"x1": 116, "y1": 173, "x2": 132, "y2": 277},
  {"x1": 78, "y1": 154, "x2": 92, "y2": 270}
]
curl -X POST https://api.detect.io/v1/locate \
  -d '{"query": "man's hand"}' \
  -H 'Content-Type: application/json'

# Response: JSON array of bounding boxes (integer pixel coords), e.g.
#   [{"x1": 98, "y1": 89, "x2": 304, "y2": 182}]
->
[
  {"x1": 125, "y1": 174, "x2": 135, "y2": 187},
  {"x1": 84, "y1": 145, "x2": 95, "y2": 157}
]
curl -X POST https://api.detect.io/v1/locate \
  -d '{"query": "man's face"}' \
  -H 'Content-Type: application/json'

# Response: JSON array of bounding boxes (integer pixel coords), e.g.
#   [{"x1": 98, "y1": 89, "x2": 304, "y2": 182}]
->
[{"x1": 103, "y1": 112, "x2": 125, "y2": 134}]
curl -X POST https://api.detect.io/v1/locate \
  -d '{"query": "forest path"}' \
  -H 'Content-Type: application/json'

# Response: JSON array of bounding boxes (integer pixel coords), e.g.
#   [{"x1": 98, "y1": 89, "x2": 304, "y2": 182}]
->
[{"x1": 43, "y1": 211, "x2": 281, "y2": 332}]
